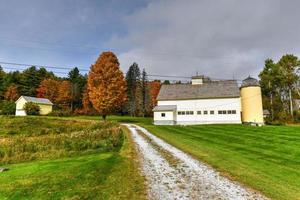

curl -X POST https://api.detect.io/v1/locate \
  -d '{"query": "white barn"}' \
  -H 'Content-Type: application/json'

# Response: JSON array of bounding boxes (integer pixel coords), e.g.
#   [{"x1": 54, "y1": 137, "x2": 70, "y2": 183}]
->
[{"x1": 153, "y1": 76, "x2": 242, "y2": 125}]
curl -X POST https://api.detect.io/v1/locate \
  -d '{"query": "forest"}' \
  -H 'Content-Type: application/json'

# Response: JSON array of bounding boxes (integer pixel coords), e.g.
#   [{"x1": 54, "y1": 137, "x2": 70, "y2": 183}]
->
[
  {"x1": 1, "y1": 52, "x2": 300, "y2": 123},
  {"x1": 0, "y1": 53, "x2": 161, "y2": 117}
]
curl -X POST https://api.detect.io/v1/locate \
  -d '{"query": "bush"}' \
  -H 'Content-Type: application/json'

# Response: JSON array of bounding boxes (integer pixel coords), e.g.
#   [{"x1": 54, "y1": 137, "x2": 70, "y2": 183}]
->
[
  {"x1": 24, "y1": 102, "x2": 40, "y2": 115},
  {"x1": 293, "y1": 110, "x2": 300, "y2": 123},
  {"x1": 48, "y1": 109, "x2": 72, "y2": 117},
  {"x1": 0, "y1": 101, "x2": 16, "y2": 115}
]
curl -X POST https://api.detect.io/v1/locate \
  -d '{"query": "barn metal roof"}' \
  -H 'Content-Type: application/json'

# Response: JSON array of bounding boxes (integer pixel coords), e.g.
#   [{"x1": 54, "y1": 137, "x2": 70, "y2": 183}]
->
[
  {"x1": 153, "y1": 105, "x2": 177, "y2": 111},
  {"x1": 18, "y1": 96, "x2": 53, "y2": 105},
  {"x1": 157, "y1": 80, "x2": 240, "y2": 101}
]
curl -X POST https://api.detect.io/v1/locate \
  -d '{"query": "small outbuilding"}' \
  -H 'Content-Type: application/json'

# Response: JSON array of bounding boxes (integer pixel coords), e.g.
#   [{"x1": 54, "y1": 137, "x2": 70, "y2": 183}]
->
[{"x1": 15, "y1": 96, "x2": 53, "y2": 116}]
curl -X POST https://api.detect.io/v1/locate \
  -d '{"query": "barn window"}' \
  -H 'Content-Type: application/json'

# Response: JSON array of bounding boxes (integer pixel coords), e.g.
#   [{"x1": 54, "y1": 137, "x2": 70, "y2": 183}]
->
[
  {"x1": 218, "y1": 110, "x2": 222, "y2": 114},
  {"x1": 161, "y1": 113, "x2": 165, "y2": 117},
  {"x1": 178, "y1": 111, "x2": 185, "y2": 115},
  {"x1": 204, "y1": 111, "x2": 208, "y2": 115},
  {"x1": 210, "y1": 111, "x2": 214, "y2": 115},
  {"x1": 232, "y1": 110, "x2": 236, "y2": 114},
  {"x1": 228, "y1": 110, "x2": 232, "y2": 114},
  {"x1": 222, "y1": 110, "x2": 226, "y2": 114},
  {"x1": 197, "y1": 111, "x2": 201, "y2": 115},
  {"x1": 186, "y1": 111, "x2": 193, "y2": 115}
]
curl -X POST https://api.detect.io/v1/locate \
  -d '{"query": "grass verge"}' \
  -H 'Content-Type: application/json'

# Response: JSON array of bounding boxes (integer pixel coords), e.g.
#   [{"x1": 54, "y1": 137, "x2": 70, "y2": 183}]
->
[{"x1": 0, "y1": 116, "x2": 146, "y2": 200}]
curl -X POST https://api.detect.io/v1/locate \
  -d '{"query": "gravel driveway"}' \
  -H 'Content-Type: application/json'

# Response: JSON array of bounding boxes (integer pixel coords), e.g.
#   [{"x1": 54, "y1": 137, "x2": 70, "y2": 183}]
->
[{"x1": 124, "y1": 124, "x2": 267, "y2": 200}]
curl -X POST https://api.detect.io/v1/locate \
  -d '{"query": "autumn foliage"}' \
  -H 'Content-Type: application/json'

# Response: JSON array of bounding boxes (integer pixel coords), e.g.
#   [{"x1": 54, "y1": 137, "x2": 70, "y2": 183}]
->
[
  {"x1": 4, "y1": 84, "x2": 19, "y2": 101},
  {"x1": 88, "y1": 52, "x2": 127, "y2": 119},
  {"x1": 149, "y1": 81, "x2": 161, "y2": 108},
  {"x1": 37, "y1": 79, "x2": 59, "y2": 100},
  {"x1": 36, "y1": 78, "x2": 72, "y2": 108}
]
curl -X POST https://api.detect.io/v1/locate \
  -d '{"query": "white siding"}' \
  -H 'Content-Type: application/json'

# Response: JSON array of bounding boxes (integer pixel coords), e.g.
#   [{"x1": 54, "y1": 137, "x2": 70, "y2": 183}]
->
[
  {"x1": 153, "y1": 111, "x2": 175, "y2": 125},
  {"x1": 15, "y1": 97, "x2": 27, "y2": 116},
  {"x1": 157, "y1": 98, "x2": 241, "y2": 125},
  {"x1": 15, "y1": 110, "x2": 26, "y2": 116}
]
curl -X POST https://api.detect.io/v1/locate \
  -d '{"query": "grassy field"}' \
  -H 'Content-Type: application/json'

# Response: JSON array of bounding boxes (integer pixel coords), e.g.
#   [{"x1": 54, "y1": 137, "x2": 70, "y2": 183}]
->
[
  {"x1": 81, "y1": 115, "x2": 300, "y2": 200},
  {"x1": 2, "y1": 115, "x2": 299, "y2": 199},
  {"x1": 0, "y1": 116, "x2": 146, "y2": 200},
  {"x1": 139, "y1": 122, "x2": 300, "y2": 200}
]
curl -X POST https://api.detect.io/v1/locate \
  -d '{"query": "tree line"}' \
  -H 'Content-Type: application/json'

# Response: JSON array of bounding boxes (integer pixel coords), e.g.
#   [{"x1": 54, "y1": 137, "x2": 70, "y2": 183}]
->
[
  {"x1": 259, "y1": 54, "x2": 300, "y2": 122},
  {"x1": 0, "y1": 52, "x2": 161, "y2": 117}
]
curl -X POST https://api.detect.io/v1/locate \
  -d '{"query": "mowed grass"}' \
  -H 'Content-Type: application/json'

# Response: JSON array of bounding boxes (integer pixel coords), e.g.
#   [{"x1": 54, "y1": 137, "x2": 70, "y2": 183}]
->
[
  {"x1": 0, "y1": 116, "x2": 146, "y2": 200},
  {"x1": 141, "y1": 124, "x2": 300, "y2": 200},
  {"x1": 82, "y1": 115, "x2": 299, "y2": 200}
]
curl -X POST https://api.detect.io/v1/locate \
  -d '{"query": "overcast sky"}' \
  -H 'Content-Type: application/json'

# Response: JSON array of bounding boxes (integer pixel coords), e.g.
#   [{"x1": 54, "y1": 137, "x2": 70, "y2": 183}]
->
[{"x1": 0, "y1": 0, "x2": 300, "y2": 80}]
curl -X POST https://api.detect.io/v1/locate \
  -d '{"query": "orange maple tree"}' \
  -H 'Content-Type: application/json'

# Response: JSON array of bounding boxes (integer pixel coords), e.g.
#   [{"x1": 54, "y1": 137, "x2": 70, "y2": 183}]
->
[
  {"x1": 36, "y1": 78, "x2": 59, "y2": 102},
  {"x1": 4, "y1": 84, "x2": 19, "y2": 101},
  {"x1": 149, "y1": 81, "x2": 161, "y2": 108},
  {"x1": 37, "y1": 79, "x2": 72, "y2": 108},
  {"x1": 87, "y1": 52, "x2": 127, "y2": 119},
  {"x1": 56, "y1": 80, "x2": 72, "y2": 108}
]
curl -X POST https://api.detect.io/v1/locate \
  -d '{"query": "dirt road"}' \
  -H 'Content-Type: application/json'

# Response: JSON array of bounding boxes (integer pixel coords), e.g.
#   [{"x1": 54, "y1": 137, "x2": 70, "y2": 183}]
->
[{"x1": 125, "y1": 124, "x2": 267, "y2": 200}]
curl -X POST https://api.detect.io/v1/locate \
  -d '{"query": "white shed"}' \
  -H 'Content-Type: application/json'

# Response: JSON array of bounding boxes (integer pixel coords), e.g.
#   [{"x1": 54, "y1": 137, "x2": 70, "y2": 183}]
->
[{"x1": 15, "y1": 96, "x2": 53, "y2": 116}]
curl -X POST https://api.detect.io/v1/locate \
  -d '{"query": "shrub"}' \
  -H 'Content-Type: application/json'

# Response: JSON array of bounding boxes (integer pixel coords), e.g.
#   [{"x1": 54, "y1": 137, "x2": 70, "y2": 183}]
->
[
  {"x1": 24, "y1": 102, "x2": 40, "y2": 115},
  {"x1": 293, "y1": 110, "x2": 300, "y2": 122},
  {"x1": 0, "y1": 101, "x2": 16, "y2": 115},
  {"x1": 48, "y1": 109, "x2": 72, "y2": 117}
]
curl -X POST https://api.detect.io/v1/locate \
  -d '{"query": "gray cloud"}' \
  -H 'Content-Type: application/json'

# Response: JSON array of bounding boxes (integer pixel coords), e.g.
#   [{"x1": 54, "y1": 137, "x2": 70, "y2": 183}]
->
[{"x1": 110, "y1": 0, "x2": 300, "y2": 80}]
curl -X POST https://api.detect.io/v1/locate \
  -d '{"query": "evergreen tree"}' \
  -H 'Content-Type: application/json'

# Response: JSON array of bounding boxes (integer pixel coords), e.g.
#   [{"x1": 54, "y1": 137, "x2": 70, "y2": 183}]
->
[
  {"x1": 141, "y1": 69, "x2": 151, "y2": 117},
  {"x1": 163, "y1": 80, "x2": 170, "y2": 85},
  {"x1": 19, "y1": 66, "x2": 54, "y2": 97},
  {"x1": 68, "y1": 67, "x2": 86, "y2": 111},
  {"x1": 0, "y1": 66, "x2": 6, "y2": 99},
  {"x1": 126, "y1": 63, "x2": 141, "y2": 116}
]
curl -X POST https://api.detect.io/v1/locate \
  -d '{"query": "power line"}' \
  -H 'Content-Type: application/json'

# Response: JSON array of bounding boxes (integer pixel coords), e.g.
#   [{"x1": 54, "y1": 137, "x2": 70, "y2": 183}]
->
[
  {"x1": 0, "y1": 60, "x2": 243, "y2": 82},
  {"x1": 0, "y1": 61, "x2": 89, "y2": 72}
]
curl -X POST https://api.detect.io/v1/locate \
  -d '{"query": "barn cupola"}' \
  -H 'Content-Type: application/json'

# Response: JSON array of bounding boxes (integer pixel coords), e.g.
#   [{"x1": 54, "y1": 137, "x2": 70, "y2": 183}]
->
[{"x1": 191, "y1": 75, "x2": 210, "y2": 85}]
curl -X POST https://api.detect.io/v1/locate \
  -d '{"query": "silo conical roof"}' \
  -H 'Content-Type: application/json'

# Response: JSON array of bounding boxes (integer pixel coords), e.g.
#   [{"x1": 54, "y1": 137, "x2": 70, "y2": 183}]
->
[{"x1": 241, "y1": 76, "x2": 260, "y2": 88}]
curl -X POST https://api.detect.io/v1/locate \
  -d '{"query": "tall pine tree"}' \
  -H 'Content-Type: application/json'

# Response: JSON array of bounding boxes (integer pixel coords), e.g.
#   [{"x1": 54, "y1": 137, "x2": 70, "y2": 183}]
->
[
  {"x1": 0, "y1": 66, "x2": 6, "y2": 99},
  {"x1": 68, "y1": 67, "x2": 86, "y2": 111},
  {"x1": 126, "y1": 63, "x2": 142, "y2": 116},
  {"x1": 141, "y1": 69, "x2": 151, "y2": 117}
]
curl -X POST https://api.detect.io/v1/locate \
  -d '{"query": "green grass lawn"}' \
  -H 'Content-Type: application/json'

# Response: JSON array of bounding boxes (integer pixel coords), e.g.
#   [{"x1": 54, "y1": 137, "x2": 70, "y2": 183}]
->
[
  {"x1": 0, "y1": 116, "x2": 146, "y2": 200},
  {"x1": 140, "y1": 123, "x2": 300, "y2": 200}
]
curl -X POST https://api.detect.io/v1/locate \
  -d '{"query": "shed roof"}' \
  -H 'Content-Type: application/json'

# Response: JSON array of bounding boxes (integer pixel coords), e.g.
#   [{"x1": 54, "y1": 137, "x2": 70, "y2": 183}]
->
[
  {"x1": 153, "y1": 105, "x2": 177, "y2": 111},
  {"x1": 17, "y1": 96, "x2": 53, "y2": 105},
  {"x1": 157, "y1": 80, "x2": 240, "y2": 101}
]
